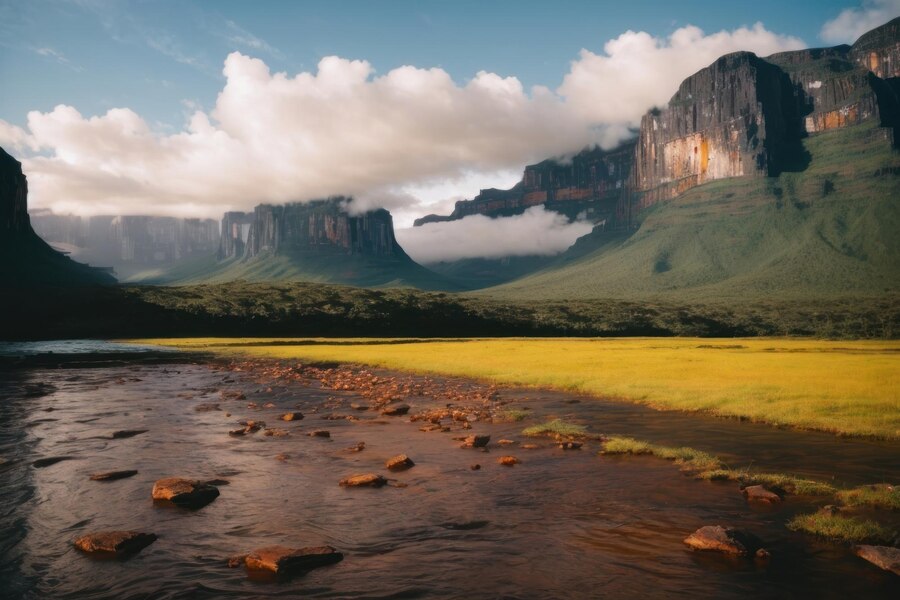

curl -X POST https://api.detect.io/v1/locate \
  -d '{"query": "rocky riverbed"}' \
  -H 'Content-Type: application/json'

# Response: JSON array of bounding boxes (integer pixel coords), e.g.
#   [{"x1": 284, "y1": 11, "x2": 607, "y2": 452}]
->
[{"x1": 0, "y1": 342, "x2": 898, "y2": 598}]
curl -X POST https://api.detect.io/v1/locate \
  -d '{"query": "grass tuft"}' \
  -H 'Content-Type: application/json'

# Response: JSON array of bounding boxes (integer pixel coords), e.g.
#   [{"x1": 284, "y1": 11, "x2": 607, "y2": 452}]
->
[
  {"x1": 499, "y1": 409, "x2": 531, "y2": 422},
  {"x1": 601, "y1": 437, "x2": 722, "y2": 472},
  {"x1": 695, "y1": 469, "x2": 836, "y2": 496},
  {"x1": 787, "y1": 512, "x2": 895, "y2": 543},
  {"x1": 522, "y1": 419, "x2": 588, "y2": 438},
  {"x1": 836, "y1": 484, "x2": 900, "y2": 510}
]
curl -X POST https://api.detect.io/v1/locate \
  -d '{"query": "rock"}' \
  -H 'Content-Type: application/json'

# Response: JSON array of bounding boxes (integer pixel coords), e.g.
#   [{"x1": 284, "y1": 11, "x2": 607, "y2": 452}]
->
[
  {"x1": 350, "y1": 403, "x2": 370, "y2": 411},
  {"x1": 497, "y1": 439, "x2": 516, "y2": 446},
  {"x1": 244, "y1": 545, "x2": 343, "y2": 575},
  {"x1": 151, "y1": 477, "x2": 220, "y2": 509},
  {"x1": 228, "y1": 428, "x2": 247, "y2": 436},
  {"x1": 33, "y1": 456, "x2": 75, "y2": 468},
  {"x1": 90, "y1": 469, "x2": 138, "y2": 481},
  {"x1": 559, "y1": 441, "x2": 583, "y2": 450},
  {"x1": 263, "y1": 428, "x2": 289, "y2": 437},
  {"x1": 281, "y1": 412, "x2": 304, "y2": 421},
  {"x1": 74, "y1": 531, "x2": 157, "y2": 557},
  {"x1": 204, "y1": 478, "x2": 230, "y2": 486},
  {"x1": 344, "y1": 442, "x2": 366, "y2": 453},
  {"x1": 309, "y1": 430, "x2": 331, "y2": 438},
  {"x1": 498, "y1": 456, "x2": 520, "y2": 466},
  {"x1": 195, "y1": 403, "x2": 220, "y2": 412},
  {"x1": 755, "y1": 548, "x2": 771, "y2": 561},
  {"x1": 462, "y1": 434, "x2": 490, "y2": 448},
  {"x1": 339, "y1": 473, "x2": 387, "y2": 487},
  {"x1": 470, "y1": 464, "x2": 481, "y2": 471},
  {"x1": 683, "y1": 526, "x2": 757, "y2": 556},
  {"x1": 741, "y1": 485, "x2": 782, "y2": 503},
  {"x1": 381, "y1": 403, "x2": 410, "y2": 416},
  {"x1": 854, "y1": 545, "x2": 900, "y2": 576},
  {"x1": 227, "y1": 553, "x2": 248, "y2": 568},
  {"x1": 521, "y1": 444, "x2": 541, "y2": 450},
  {"x1": 275, "y1": 453, "x2": 290, "y2": 461},
  {"x1": 385, "y1": 454, "x2": 415, "y2": 471}
]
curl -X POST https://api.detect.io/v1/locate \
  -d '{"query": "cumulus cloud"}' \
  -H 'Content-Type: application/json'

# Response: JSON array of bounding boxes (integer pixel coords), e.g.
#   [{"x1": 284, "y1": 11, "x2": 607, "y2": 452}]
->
[
  {"x1": 1, "y1": 21, "x2": 809, "y2": 259},
  {"x1": 820, "y1": 0, "x2": 900, "y2": 44},
  {"x1": 395, "y1": 206, "x2": 594, "y2": 263},
  {"x1": 559, "y1": 23, "x2": 805, "y2": 126}
]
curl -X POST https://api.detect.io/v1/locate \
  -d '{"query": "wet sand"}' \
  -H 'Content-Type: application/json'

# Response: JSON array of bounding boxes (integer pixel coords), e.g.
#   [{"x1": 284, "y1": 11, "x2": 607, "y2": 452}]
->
[{"x1": 0, "y1": 344, "x2": 898, "y2": 598}]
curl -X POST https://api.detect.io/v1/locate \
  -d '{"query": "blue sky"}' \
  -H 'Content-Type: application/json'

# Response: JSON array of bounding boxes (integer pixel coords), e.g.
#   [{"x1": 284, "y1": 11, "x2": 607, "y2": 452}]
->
[{"x1": 0, "y1": 0, "x2": 879, "y2": 129}]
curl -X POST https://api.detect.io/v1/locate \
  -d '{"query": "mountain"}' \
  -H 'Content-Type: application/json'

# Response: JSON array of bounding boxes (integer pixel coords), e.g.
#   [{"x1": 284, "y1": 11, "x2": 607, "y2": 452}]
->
[
  {"x1": 425, "y1": 18, "x2": 900, "y2": 299},
  {"x1": 0, "y1": 147, "x2": 115, "y2": 287},
  {"x1": 148, "y1": 198, "x2": 459, "y2": 290}
]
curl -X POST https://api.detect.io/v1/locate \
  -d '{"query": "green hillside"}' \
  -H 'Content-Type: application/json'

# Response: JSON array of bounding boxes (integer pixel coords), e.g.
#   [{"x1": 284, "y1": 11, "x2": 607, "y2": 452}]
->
[
  {"x1": 484, "y1": 122, "x2": 900, "y2": 302},
  {"x1": 137, "y1": 247, "x2": 461, "y2": 291}
]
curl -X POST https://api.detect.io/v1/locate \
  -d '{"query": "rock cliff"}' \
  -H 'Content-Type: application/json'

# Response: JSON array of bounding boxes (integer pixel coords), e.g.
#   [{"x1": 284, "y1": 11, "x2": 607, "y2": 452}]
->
[
  {"x1": 415, "y1": 17, "x2": 900, "y2": 230},
  {"x1": 0, "y1": 147, "x2": 30, "y2": 234}
]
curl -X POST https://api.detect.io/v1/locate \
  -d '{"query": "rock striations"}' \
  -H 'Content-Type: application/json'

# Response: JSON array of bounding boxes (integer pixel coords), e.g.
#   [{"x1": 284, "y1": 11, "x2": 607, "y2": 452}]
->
[{"x1": 415, "y1": 18, "x2": 900, "y2": 230}]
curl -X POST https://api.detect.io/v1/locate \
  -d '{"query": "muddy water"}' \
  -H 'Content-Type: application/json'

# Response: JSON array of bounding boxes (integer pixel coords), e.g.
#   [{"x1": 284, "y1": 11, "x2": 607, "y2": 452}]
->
[{"x1": 0, "y1": 343, "x2": 898, "y2": 599}]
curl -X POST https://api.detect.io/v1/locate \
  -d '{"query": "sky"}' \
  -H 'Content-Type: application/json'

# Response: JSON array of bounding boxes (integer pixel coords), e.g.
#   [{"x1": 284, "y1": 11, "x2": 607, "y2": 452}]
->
[{"x1": 1, "y1": 0, "x2": 898, "y2": 262}]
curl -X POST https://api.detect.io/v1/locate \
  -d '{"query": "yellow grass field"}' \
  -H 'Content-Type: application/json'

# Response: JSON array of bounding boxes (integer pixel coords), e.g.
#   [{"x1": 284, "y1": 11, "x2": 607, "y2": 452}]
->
[{"x1": 136, "y1": 337, "x2": 900, "y2": 439}]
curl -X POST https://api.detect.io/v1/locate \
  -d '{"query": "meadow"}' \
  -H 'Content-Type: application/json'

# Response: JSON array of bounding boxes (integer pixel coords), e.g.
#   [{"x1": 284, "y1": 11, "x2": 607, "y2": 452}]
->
[{"x1": 139, "y1": 337, "x2": 900, "y2": 439}]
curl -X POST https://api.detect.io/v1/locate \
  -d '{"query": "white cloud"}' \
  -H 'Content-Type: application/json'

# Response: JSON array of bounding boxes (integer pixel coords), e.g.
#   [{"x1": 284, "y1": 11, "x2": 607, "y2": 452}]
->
[
  {"x1": 395, "y1": 206, "x2": 594, "y2": 263},
  {"x1": 820, "y1": 0, "x2": 900, "y2": 44},
  {"x1": 559, "y1": 23, "x2": 805, "y2": 126}
]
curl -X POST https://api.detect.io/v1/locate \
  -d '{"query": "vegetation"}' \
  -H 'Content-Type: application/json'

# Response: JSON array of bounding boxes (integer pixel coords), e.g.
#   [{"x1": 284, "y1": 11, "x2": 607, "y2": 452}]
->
[
  {"x1": 787, "y1": 513, "x2": 895, "y2": 544},
  {"x1": 601, "y1": 437, "x2": 722, "y2": 472},
  {"x1": 499, "y1": 409, "x2": 531, "y2": 422},
  {"x1": 836, "y1": 484, "x2": 900, "y2": 510},
  {"x1": 140, "y1": 337, "x2": 900, "y2": 438},
  {"x1": 695, "y1": 469, "x2": 836, "y2": 496},
  {"x1": 521, "y1": 419, "x2": 588, "y2": 438}
]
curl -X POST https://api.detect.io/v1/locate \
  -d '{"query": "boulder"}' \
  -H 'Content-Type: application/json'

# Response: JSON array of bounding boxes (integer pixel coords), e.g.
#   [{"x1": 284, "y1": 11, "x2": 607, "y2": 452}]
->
[
  {"x1": 74, "y1": 531, "x2": 157, "y2": 557},
  {"x1": 385, "y1": 454, "x2": 415, "y2": 471},
  {"x1": 90, "y1": 470, "x2": 138, "y2": 481},
  {"x1": 854, "y1": 545, "x2": 900, "y2": 576},
  {"x1": 683, "y1": 526, "x2": 757, "y2": 556},
  {"x1": 339, "y1": 473, "x2": 387, "y2": 487},
  {"x1": 152, "y1": 477, "x2": 220, "y2": 509},
  {"x1": 243, "y1": 545, "x2": 343, "y2": 575},
  {"x1": 462, "y1": 434, "x2": 490, "y2": 448},
  {"x1": 741, "y1": 485, "x2": 782, "y2": 503},
  {"x1": 281, "y1": 412, "x2": 304, "y2": 421},
  {"x1": 381, "y1": 403, "x2": 410, "y2": 416}
]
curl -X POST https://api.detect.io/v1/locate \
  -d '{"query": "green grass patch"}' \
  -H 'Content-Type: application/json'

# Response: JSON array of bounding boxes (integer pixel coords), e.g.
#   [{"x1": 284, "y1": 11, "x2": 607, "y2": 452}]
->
[
  {"x1": 836, "y1": 484, "x2": 900, "y2": 510},
  {"x1": 787, "y1": 512, "x2": 895, "y2": 544},
  {"x1": 601, "y1": 436, "x2": 722, "y2": 472},
  {"x1": 696, "y1": 468, "x2": 836, "y2": 496},
  {"x1": 522, "y1": 419, "x2": 588, "y2": 438},
  {"x1": 499, "y1": 409, "x2": 531, "y2": 422}
]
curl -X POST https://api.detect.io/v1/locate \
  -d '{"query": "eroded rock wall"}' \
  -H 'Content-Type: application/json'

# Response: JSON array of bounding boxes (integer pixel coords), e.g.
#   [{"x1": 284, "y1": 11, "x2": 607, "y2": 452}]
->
[{"x1": 1, "y1": 147, "x2": 30, "y2": 234}]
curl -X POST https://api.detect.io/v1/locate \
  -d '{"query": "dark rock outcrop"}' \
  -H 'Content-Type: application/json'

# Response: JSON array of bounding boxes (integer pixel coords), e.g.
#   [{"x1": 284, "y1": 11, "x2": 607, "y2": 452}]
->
[
  {"x1": 242, "y1": 545, "x2": 344, "y2": 575},
  {"x1": 151, "y1": 477, "x2": 220, "y2": 509},
  {"x1": 74, "y1": 531, "x2": 157, "y2": 557}
]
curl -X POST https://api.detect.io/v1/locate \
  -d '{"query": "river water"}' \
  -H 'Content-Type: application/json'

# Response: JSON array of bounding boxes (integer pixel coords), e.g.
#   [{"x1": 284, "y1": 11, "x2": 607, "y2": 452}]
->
[{"x1": 0, "y1": 341, "x2": 897, "y2": 599}]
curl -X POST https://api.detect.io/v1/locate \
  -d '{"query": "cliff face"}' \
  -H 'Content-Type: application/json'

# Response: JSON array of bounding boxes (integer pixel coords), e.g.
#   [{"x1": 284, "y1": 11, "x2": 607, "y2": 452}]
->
[
  {"x1": 1, "y1": 147, "x2": 30, "y2": 234},
  {"x1": 243, "y1": 198, "x2": 403, "y2": 259},
  {"x1": 218, "y1": 211, "x2": 253, "y2": 259},
  {"x1": 416, "y1": 18, "x2": 900, "y2": 231}
]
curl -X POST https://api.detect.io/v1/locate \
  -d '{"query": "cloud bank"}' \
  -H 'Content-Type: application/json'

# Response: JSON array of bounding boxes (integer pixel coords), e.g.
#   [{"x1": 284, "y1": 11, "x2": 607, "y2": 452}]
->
[
  {"x1": 821, "y1": 0, "x2": 900, "y2": 44},
  {"x1": 395, "y1": 206, "x2": 594, "y2": 264},
  {"x1": 1, "y1": 22, "x2": 808, "y2": 260}
]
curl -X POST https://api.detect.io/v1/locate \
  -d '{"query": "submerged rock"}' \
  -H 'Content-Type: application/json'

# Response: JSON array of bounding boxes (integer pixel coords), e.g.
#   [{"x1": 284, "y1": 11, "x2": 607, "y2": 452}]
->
[
  {"x1": 559, "y1": 441, "x2": 583, "y2": 450},
  {"x1": 309, "y1": 430, "x2": 331, "y2": 438},
  {"x1": 33, "y1": 456, "x2": 75, "y2": 468},
  {"x1": 498, "y1": 456, "x2": 520, "y2": 466},
  {"x1": 152, "y1": 477, "x2": 220, "y2": 509},
  {"x1": 74, "y1": 531, "x2": 157, "y2": 557},
  {"x1": 243, "y1": 545, "x2": 343, "y2": 575},
  {"x1": 90, "y1": 470, "x2": 138, "y2": 481},
  {"x1": 344, "y1": 442, "x2": 366, "y2": 453},
  {"x1": 854, "y1": 545, "x2": 900, "y2": 576},
  {"x1": 110, "y1": 429, "x2": 148, "y2": 439},
  {"x1": 381, "y1": 403, "x2": 410, "y2": 416},
  {"x1": 385, "y1": 454, "x2": 415, "y2": 471},
  {"x1": 741, "y1": 485, "x2": 782, "y2": 503},
  {"x1": 683, "y1": 526, "x2": 757, "y2": 556},
  {"x1": 281, "y1": 412, "x2": 304, "y2": 421},
  {"x1": 462, "y1": 435, "x2": 490, "y2": 448},
  {"x1": 194, "y1": 403, "x2": 220, "y2": 412},
  {"x1": 339, "y1": 473, "x2": 387, "y2": 487}
]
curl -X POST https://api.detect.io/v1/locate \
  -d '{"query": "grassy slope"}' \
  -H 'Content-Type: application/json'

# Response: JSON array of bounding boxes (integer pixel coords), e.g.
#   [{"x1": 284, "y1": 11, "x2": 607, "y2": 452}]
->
[
  {"x1": 484, "y1": 123, "x2": 900, "y2": 302},
  {"x1": 140, "y1": 337, "x2": 900, "y2": 438},
  {"x1": 140, "y1": 248, "x2": 461, "y2": 291}
]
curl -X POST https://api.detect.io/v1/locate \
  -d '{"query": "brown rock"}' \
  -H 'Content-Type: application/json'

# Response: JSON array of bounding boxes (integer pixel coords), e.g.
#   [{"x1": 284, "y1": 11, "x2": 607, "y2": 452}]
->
[
  {"x1": 195, "y1": 403, "x2": 220, "y2": 412},
  {"x1": 559, "y1": 441, "x2": 583, "y2": 450},
  {"x1": 74, "y1": 531, "x2": 157, "y2": 557},
  {"x1": 339, "y1": 473, "x2": 387, "y2": 487},
  {"x1": 275, "y1": 453, "x2": 290, "y2": 461},
  {"x1": 244, "y1": 545, "x2": 343, "y2": 575},
  {"x1": 498, "y1": 456, "x2": 520, "y2": 466},
  {"x1": 854, "y1": 545, "x2": 900, "y2": 576},
  {"x1": 151, "y1": 477, "x2": 220, "y2": 509},
  {"x1": 470, "y1": 464, "x2": 481, "y2": 470},
  {"x1": 497, "y1": 439, "x2": 516, "y2": 446},
  {"x1": 683, "y1": 526, "x2": 756, "y2": 556},
  {"x1": 263, "y1": 428, "x2": 289, "y2": 437},
  {"x1": 755, "y1": 548, "x2": 771, "y2": 561},
  {"x1": 741, "y1": 485, "x2": 782, "y2": 503},
  {"x1": 381, "y1": 403, "x2": 410, "y2": 416},
  {"x1": 110, "y1": 429, "x2": 149, "y2": 439},
  {"x1": 386, "y1": 454, "x2": 415, "y2": 471},
  {"x1": 462, "y1": 434, "x2": 490, "y2": 448},
  {"x1": 281, "y1": 412, "x2": 304, "y2": 421},
  {"x1": 350, "y1": 403, "x2": 370, "y2": 411},
  {"x1": 521, "y1": 444, "x2": 541, "y2": 450},
  {"x1": 90, "y1": 470, "x2": 138, "y2": 481},
  {"x1": 227, "y1": 553, "x2": 248, "y2": 568},
  {"x1": 309, "y1": 430, "x2": 331, "y2": 438}
]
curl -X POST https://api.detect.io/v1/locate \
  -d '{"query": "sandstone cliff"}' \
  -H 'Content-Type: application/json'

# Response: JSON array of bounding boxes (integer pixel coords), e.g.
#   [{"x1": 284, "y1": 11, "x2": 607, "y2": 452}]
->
[{"x1": 415, "y1": 17, "x2": 900, "y2": 230}]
